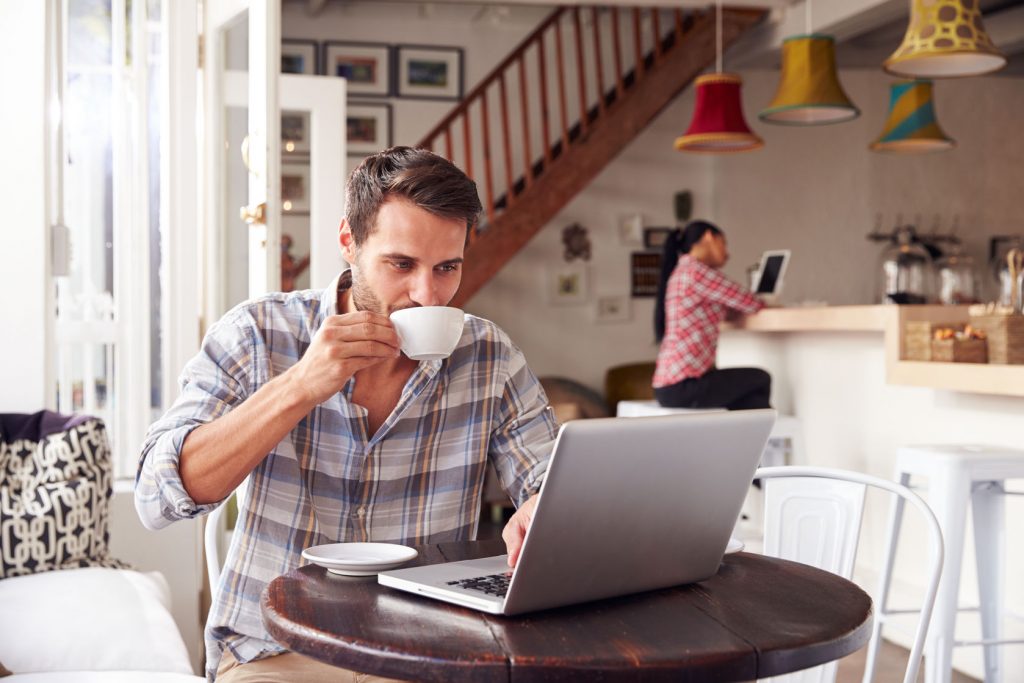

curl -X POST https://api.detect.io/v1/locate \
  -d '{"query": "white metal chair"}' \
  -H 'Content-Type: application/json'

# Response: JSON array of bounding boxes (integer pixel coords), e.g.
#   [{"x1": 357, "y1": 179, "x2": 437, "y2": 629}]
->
[{"x1": 754, "y1": 466, "x2": 944, "y2": 683}]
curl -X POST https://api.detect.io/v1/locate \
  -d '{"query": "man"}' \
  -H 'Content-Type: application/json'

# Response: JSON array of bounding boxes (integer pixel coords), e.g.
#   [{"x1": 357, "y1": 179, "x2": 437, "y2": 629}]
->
[{"x1": 136, "y1": 147, "x2": 558, "y2": 682}]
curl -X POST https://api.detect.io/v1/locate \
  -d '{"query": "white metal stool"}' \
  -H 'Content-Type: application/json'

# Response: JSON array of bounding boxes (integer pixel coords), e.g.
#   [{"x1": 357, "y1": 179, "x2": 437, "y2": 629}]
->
[
  {"x1": 615, "y1": 400, "x2": 803, "y2": 468},
  {"x1": 867, "y1": 445, "x2": 1024, "y2": 683}
]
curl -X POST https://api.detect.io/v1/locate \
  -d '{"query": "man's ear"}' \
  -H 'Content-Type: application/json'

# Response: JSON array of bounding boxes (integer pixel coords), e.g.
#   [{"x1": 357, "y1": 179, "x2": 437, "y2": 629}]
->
[{"x1": 339, "y1": 218, "x2": 356, "y2": 262}]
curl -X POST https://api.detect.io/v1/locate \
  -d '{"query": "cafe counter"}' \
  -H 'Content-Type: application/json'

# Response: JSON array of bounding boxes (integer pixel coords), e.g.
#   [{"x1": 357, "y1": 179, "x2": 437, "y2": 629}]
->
[{"x1": 718, "y1": 304, "x2": 1024, "y2": 681}]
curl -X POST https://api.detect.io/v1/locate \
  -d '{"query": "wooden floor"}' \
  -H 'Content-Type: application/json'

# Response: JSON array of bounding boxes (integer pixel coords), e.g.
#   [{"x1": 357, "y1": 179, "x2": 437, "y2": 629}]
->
[{"x1": 477, "y1": 514, "x2": 980, "y2": 683}]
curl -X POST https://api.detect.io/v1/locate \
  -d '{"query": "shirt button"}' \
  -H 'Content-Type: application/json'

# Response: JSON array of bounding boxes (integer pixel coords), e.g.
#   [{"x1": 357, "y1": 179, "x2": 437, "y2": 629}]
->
[{"x1": 355, "y1": 506, "x2": 366, "y2": 518}]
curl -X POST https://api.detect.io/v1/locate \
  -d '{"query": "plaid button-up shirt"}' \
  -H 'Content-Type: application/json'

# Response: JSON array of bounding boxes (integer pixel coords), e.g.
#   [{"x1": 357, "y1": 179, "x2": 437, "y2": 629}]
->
[
  {"x1": 135, "y1": 272, "x2": 558, "y2": 680},
  {"x1": 653, "y1": 256, "x2": 763, "y2": 388}
]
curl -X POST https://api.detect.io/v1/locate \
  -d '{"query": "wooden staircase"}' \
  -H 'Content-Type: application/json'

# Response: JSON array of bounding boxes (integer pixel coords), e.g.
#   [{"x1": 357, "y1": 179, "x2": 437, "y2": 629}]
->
[{"x1": 415, "y1": 5, "x2": 767, "y2": 307}]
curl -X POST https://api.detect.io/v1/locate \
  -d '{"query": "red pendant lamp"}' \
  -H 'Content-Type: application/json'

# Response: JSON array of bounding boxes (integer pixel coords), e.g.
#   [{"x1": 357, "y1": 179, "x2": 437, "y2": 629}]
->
[{"x1": 675, "y1": 1, "x2": 763, "y2": 153}]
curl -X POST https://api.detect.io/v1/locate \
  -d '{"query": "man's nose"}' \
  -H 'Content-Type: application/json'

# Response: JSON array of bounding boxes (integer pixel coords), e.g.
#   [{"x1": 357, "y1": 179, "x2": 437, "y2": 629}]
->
[{"x1": 409, "y1": 271, "x2": 441, "y2": 307}]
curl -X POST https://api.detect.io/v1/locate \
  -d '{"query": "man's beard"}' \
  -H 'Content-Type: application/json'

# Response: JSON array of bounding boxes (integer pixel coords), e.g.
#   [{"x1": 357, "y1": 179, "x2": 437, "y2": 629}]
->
[{"x1": 349, "y1": 266, "x2": 418, "y2": 315}]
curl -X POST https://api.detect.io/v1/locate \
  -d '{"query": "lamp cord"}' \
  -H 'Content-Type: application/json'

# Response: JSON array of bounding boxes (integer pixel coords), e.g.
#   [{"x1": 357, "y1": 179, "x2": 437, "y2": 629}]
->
[
  {"x1": 805, "y1": 0, "x2": 812, "y2": 34},
  {"x1": 715, "y1": 0, "x2": 722, "y2": 73}
]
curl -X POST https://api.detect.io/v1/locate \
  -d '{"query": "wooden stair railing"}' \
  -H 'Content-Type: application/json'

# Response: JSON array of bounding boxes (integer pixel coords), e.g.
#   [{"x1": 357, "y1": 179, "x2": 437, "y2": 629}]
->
[{"x1": 414, "y1": 6, "x2": 768, "y2": 307}]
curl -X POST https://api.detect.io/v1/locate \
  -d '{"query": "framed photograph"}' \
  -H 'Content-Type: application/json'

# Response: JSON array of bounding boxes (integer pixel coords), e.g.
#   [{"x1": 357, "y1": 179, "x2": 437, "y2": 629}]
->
[
  {"x1": 546, "y1": 264, "x2": 589, "y2": 306},
  {"x1": 395, "y1": 45, "x2": 464, "y2": 100},
  {"x1": 281, "y1": 110, "x2": 310, "y2": 155},
  {"x1": 594, "y1": 295, "x2": 631, "y2": 323},
  {"x1": 281, "y1": 162, "x2": 311, "y2": 214},
  {"x1": 617, "y1": 213, "x2": 643, "y2": 246},
  {"x1": 282, "y1": 39, "x2": 318, "y2": 75},
  {"x1": 643, "y1": 227, "x2": 673, "y2": 250},
  {"x1": 630, "y1": 252, "x2": 661, "y2": 297},
  {"x1": 346, "y1": 102, "x2": 393, "y2": 156},
  {"x1": 323, "y1": 41, "x2": 391, "y2": 97}
]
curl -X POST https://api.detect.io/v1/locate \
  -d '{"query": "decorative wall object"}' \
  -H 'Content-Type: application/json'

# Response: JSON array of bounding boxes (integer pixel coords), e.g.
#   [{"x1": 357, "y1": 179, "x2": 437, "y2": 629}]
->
[
  {"x1": 561, "y1": 223, "x2": 591, "y2": 262},
  {"x1": 631, "y1": 252, "x2": 661, "y2": 297},
  {"x1": 870, "y1": 80, "x2": 954, "y2": 153},
  {"x1": 674, "y1": 192, "x2": 692, "y2": 223},
  {"x1": 595, "y1": 295, "x2": 631, "y2": 324},
  {"x1": 346, "y1": 102, "x2": 393, "y2": 156},
  {"x1": 282, "y1": 39, "x2": 319, "y2": 75},
  {"x1": 643, "y1": 227, "x2": 673, "y2": 251},
  {"x1": 617, "y1": 214, "x2": 644, "y2": 245},
  {"x1": 546, "y1": 264, "x2": 589, "y2": 306},
  {"x1": 281, "y1": 110, "x2": 311, "y2": 155},
  {"x1": 884, "y1": 0, "x2": 1005, "y2": 78},
  {"x1": 281, "y1": 162, "x2": 312, "y2": 214},
  {"x1": 323, "y1": 41, "x2": 391, "y2": 96},
  {"x1": 395, "y1": 45, "x2": 464, "y2": 100}
]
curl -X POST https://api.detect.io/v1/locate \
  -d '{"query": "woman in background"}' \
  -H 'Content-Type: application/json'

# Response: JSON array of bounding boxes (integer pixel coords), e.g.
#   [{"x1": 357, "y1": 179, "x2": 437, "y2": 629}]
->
[{"x1": 653, "y1": 220, "x2": 771, "y2": 410}]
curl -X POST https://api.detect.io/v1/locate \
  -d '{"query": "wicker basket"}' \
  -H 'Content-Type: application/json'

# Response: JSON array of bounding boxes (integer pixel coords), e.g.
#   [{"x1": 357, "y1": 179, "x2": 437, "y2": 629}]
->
[
  {"x1": 904, "y1": 321, "x2": 965, "y2": 361},
  {"x1": 931, "y1": 338, "x2": 988, "y2": 363},
  {"x1": 968, "y1": 314, "x2": 1024, "y2": 364}
]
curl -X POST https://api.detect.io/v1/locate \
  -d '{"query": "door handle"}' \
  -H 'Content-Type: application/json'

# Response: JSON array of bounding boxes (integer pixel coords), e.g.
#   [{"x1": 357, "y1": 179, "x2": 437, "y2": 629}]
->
[{"x1": 239, "y1": 202, "x2": 266, "y2": 225}]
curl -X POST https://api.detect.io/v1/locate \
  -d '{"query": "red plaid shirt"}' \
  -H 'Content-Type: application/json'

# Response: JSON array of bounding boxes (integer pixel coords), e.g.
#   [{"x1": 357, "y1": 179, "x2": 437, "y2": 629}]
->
[{"x1": 653, "y1": 255, "x2": 763, "y2": 388}]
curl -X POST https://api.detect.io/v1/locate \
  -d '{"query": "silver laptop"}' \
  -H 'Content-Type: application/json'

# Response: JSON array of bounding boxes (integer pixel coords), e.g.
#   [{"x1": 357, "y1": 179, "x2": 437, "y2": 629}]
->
[{"x1": 378, "y1": 410, "x2": 775, "y2": 615}]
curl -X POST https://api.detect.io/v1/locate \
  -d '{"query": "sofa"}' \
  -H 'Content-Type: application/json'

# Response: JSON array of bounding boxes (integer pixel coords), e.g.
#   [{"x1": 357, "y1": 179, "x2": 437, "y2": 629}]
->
[{"x1": 0, "y1": 411, "x2": 203, "y2": 681}]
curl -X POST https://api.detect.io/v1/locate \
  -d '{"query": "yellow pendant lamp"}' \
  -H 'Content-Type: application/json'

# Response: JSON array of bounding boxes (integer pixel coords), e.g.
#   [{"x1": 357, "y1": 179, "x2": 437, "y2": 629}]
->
[
  {"x1": 885, "y1": 0, "x2": 1006, "y2": 78},
  {"x1": 675, "y1": 0, "x2": 763, "y2": 153},
  {"x1": 760, "y1": 34, "x2": 859, "y2": 125},
  {"x1": 870, "y1": 79, "x2": 955, "y2": 153}
]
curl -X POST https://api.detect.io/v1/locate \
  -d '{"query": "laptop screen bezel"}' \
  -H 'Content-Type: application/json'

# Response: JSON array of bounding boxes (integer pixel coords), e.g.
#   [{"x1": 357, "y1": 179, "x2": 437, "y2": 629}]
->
[{"x1": 753, "y1": 249, "x2": 791, "y2": 295}]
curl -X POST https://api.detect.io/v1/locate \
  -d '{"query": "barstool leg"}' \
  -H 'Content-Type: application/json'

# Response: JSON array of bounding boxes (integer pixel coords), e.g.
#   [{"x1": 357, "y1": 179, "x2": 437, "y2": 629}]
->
[
  {"x1": 924, "y1": 469, "x2": 971, "y2": 683},
  {"x1": 863, "y1": 471, "x2": 910, "y2": 683},
  {"x1": 972, "y1": 481, "x2": 1006, "y2": 683}
]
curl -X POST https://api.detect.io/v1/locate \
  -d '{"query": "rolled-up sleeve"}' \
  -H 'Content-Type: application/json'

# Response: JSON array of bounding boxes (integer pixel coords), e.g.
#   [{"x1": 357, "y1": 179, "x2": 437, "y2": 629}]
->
[
  {"x1": 135, "y1": 310, "x2": 257, "y2": 530},
  {"x1": 488, "y1": 343, "x2": 559, "y2": 508}
]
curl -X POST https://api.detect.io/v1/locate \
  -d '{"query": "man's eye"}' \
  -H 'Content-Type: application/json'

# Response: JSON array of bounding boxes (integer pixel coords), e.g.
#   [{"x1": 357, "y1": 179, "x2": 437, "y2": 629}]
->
[
  {"x1": 392, "y1": 261, "x2": 412, "y2": 271},
  {"x1": 437, "y1": 263, "x2": 460, "y2": 273}
]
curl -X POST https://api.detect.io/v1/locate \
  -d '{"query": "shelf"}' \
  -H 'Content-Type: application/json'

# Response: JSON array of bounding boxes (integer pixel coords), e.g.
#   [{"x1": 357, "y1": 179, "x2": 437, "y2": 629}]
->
[{"x1": 887, "y1": 361, "x2": 1024, "y2": 397}]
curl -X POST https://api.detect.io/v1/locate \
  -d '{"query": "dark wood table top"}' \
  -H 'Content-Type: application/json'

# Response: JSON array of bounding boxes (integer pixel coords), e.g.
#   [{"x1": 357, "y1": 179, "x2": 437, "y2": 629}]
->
[{"x1": 262, "y1": 538, "x2": 872, "y2": 682}]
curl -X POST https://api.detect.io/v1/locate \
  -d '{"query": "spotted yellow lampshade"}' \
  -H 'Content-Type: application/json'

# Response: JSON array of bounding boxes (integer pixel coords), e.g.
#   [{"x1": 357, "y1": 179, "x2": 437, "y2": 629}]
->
[
  {"x1": 760, "y1": 34, "x2": 859, "y2": 125},
  {"x1": 675, "y1": 73, "x2": 764, "y2": 153},
  {"x1": 885, "y1": 0, "x2": 1006, "y2": 78},
  {"x1": 871, "y1": 80, "x2": 955, "y2": 153}
]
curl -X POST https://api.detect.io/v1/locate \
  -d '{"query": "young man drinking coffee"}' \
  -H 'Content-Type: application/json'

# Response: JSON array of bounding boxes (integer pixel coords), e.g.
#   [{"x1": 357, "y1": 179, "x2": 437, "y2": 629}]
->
[{"x1": 135, "y1": 147, "x2": 558, "y2": 682}]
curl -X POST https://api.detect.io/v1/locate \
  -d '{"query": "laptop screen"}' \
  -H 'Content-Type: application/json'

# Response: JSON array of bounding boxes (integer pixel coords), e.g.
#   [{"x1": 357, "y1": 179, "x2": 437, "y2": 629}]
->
[{"x1": 755, "y1": 253, "x2": 786, "y2": 294}]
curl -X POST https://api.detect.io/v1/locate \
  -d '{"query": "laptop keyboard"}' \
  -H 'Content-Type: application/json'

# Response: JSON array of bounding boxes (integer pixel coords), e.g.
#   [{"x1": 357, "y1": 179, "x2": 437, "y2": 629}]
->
[{"x1": 446, "y1": 572, "x2": 512, "y2": 598}]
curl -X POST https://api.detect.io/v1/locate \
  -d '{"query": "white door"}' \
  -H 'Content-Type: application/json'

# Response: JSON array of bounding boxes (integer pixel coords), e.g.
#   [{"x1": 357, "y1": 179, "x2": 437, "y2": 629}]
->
[{"x1": 204, "y1": 0, "x2": 280, "y2": 321}]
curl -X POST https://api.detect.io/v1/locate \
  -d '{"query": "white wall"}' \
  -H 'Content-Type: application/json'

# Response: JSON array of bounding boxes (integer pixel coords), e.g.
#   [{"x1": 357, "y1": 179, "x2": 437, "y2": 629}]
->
[{"x1": 0, "y1": 1, "x2": 48, "y2": 410}]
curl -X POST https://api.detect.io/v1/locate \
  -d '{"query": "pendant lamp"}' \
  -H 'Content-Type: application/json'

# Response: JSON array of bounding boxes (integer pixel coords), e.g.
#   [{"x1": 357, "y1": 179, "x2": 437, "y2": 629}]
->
[
  {"x1": 760, "y1": 34, "x2": 859, "y2": 125},
  {"x1": 760, "y1": 1, "x2": 858, "y2": 125},
  {"x1": 675, "y1": 1, "x2": 763, "y2": 153},
  {"x1": 870, "y1": 80, "x2": 955, "y2": 153},
  {"x1": 884, "y1": 0, "x2": 1006, "y2": 78}
]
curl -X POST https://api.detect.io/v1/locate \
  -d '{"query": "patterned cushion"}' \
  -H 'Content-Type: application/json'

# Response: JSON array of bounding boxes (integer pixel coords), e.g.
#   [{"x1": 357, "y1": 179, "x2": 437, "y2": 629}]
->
[{"x1": 0, "y1": 411, "x2": 127, "y2": 578}]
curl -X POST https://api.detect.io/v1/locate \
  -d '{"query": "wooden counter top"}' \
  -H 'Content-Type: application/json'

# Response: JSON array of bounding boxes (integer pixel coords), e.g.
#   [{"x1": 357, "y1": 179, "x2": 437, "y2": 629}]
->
[{"x1": 723, "y1": 304, "x2": 1024, "y2": 398}]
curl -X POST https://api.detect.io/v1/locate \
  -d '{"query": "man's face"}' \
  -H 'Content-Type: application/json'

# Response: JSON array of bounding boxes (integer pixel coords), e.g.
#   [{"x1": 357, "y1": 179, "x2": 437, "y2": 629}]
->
[{"x1": 340, "y1": 196, "x2": 466, "y2": 314}]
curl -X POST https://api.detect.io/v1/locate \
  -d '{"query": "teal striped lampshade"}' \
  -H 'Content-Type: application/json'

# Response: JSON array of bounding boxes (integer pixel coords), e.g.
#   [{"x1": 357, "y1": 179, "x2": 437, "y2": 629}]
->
[{"x1": 870, "y1": 80, "x2": 954, "y2": 153}]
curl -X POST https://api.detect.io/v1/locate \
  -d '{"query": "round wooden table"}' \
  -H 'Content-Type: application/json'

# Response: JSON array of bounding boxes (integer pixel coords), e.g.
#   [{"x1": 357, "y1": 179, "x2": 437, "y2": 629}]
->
[{"x1": 262, "y1": 538, "x2": 872, "y2": 682}]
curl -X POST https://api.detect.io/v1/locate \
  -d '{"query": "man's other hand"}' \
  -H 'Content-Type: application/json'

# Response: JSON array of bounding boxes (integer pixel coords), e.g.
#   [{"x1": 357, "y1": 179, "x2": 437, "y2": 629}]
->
[{"x1": 502, "y1": 493, "x2": 539, "y2": 568}]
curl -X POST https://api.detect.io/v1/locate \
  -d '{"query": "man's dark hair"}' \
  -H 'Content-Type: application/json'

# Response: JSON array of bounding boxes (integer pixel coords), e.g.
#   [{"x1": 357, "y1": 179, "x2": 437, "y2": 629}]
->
[{"x1": 345, "y1": 146, "x2": 482, "y2": 246}]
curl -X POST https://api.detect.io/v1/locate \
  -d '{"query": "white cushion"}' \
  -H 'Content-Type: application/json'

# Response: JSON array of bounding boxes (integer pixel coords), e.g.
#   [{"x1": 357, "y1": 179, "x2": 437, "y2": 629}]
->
[{"x1": 0, "y1": 567, "x2": 193, "y2": 674}]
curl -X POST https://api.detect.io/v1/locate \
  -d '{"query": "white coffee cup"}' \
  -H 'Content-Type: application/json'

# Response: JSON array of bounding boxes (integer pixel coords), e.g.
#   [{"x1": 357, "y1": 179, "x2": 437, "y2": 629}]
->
[{"x1": 389, "y1": 306, "x2": 465, "y2": 361}]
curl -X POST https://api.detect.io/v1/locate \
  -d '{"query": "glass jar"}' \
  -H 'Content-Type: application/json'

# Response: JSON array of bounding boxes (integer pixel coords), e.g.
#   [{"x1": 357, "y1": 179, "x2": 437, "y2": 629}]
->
[
  {"x1": 935, "y1": 245, "x2": 980, "y2": 305},
  {"x1": 990, "y1": 236, "x2": 1024, "y2": 307},
  {"x1": 879, "y1": 226, "x2": 935, "y2": 304}
]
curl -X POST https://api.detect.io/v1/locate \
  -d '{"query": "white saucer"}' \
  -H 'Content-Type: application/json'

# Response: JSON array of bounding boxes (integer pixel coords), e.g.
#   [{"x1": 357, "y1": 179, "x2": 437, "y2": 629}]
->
[
  {"x1": 725, "y1": 537, "x2": 745, "y2": 554},
  {"x1": 302, "y1": 543, "x2": 418, "y2": 576}
]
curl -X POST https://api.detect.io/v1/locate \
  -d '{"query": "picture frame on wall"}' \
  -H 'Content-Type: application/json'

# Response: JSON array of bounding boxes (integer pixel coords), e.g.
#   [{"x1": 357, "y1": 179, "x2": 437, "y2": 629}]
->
[
  {"x1": 643, "y1": 227, "x2": 674, "y2": 251},
  {"x1": 346, "y1": 102, "x2": 393, "y2": 156},
  {"x1": 281, "y1": 162, "x2": 311, "y2": 214},
  {"x1": 323, "y1": 41, "x2": 391, "y2": 96},
  {"x1": 594, "y1": 295, "x2": 631, "y2": 323},
  {"x1": 395, "y1": 45, "x2": 464, "y2": 100},
  {"x1": 545, "y1": 264, "x2": 589, "y2": 306},
  {"x1": 281, "y1": 110, "x2": 311, "y2": 155},
  {"x1": 282, "y1": 39, "x2": 319, "y2": 75}
]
